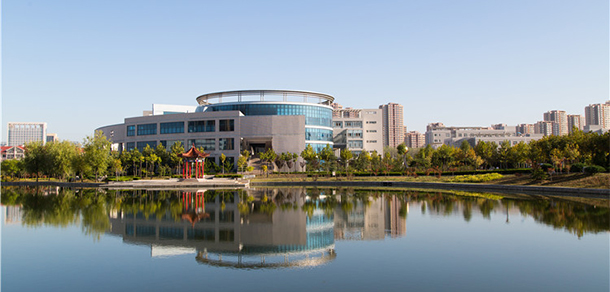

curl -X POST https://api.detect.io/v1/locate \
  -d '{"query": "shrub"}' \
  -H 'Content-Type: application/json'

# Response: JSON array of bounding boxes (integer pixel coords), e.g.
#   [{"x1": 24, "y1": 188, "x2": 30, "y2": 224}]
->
[
  {"x1": 584, "y1": 165, "x2": 606, "y2": 175},
  {"x1": 449, "y1": 173, "x2": 504, "y2": 183},
  {"x1": 570, "y1": 163, "x2": 586, "y2": 173},
  {"x1": 540, "y1": 163, "x2": 553, "y2": 171},
  {"x1": 531, "y1": 169, "x2": 547, "y2": 181},
  {"x1": 215, "y1": 174, "x2": 243, "y2": 178}
]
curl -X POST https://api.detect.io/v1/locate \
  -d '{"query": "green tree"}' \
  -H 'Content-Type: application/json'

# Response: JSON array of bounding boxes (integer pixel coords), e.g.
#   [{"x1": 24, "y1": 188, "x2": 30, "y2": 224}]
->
[
  {"x1": 83, "y1": 130, "x2": 112, "y2": 181},
  {"x1": 47, "y1": 141, "x2": 78, "y2": 181},
  {"x1": 1, "y1": 159, "x2": 23, "y2": 179},
  {"x1": 237, "y1": 154, "x2": 248, "y2": 173},
  {"x1": 319, "y1": 144, "x2": 337, "y2": 173},
  {"x1": 353, "y1": 150, "x2": 371, "y2": 172},
  {"x1": 23, "y1": 141, "x2": 49, "y2": 182},
  {"x1": 475, "y1": 141, "x2": 497, "y2": 169},
  {"x1": 431, "y1": 144, "x2": 455, "y2": 170},
  {"x1": 169, "y1": 141, "x2": 185, "y2": 175},
  {"x1": 111, "y1": 158, "x2": 123, "y2": 179},
  {"x1": 300, "y1": 144, "x2": 318, "y2": 172},
  {"x1": 220, "y1": 153, "x2": 227, "y2": 174},
  {"x1": 340, "y1": 148, "x2": 353, "y2": 173}
]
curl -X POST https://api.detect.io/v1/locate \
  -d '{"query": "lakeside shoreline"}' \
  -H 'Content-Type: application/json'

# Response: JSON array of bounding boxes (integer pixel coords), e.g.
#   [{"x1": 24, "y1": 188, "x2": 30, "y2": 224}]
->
[{"x1": 3, "y1": 178, "x2": 608, "y2": 199}]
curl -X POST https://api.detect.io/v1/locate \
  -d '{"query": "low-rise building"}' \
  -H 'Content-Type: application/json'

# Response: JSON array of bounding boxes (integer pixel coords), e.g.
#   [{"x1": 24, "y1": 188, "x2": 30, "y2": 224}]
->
[
  {"x1": 332, "y1": 107, "x2": 383, "y2": 155},
  {"x1": 425, "y1": 123, "x2": 543, "y2": 148}
]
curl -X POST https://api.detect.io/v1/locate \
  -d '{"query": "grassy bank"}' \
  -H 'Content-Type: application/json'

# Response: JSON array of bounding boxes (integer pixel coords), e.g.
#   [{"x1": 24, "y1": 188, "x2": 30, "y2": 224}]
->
[{"x1": 251, "y1": 173, "x2": 610, "y2": 189}]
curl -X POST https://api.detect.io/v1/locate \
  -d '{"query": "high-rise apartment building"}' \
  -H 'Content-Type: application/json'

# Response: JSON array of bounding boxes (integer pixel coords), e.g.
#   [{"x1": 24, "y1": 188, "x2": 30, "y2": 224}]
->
[
  {"x1": 7, "y1": 122, "x2": 47, "y2": 146},
  {"x1": 584, "y1": 101, "x2": 610, "y2": 129},
  {"x1": 405, "y1": 131, "x2": 425, "y2": 148},
  {"x1": 534, "y1": 121, "x2": 553, "y2": 137},
  {"x1": 543, "y1": 110, "x2": 568, "y2": 136},
  {"x1": 379, "y1": 103, "x2": 404, "y2": 148},
  {"x1": 567, "y1": 115, "x2": 584, "y2": 133},
  {"x1": 516, "y1": 124, "x2": 535, "y2": 135}
]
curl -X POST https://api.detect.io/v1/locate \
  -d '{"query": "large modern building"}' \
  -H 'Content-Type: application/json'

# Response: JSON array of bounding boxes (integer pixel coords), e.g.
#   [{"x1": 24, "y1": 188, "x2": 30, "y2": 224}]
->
[
  {"x1": 97, "y1": 90, "x2": 334, "y2": 167},
  {"x1": 332, "y1": 107, "x2": 383, "y2": 155},
  {"x1": 7, "y1": 122, "x2": 47, "y2": 146}
]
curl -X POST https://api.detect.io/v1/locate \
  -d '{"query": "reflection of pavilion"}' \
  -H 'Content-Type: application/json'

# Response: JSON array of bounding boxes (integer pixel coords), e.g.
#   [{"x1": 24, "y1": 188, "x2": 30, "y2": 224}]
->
[{"x1": 107, "y1": 189, "x2": 336, "y2": 269}]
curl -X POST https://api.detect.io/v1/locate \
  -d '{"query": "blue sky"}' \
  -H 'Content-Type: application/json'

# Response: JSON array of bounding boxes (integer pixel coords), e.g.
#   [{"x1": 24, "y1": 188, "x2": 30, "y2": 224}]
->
[{"x1": 2, "y1": 0, "x2": 608, "y2": 142}]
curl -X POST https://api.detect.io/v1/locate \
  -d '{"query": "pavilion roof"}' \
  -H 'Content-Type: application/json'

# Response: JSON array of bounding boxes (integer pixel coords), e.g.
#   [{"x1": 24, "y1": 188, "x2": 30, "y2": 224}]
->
[{"x1": 178, "y1": 145, "x2": 210, "y2": 159}]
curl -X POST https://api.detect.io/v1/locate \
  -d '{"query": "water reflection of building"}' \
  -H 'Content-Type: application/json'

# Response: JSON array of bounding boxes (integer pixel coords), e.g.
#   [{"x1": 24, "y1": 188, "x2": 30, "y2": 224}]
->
[
  {"x1": 4, "y1": 205, "x2": 23, "y2": 224},
  {"x1": 333, "y1": 195, "x2": 406, "y2": 240},
  {"x1": 107, "y1": 189, "x2": 336, "y2": 269}
]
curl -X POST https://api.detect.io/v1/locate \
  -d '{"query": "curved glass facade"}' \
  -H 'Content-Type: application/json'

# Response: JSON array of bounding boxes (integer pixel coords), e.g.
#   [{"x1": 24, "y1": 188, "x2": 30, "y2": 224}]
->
[
  {"x1": 306, "y1": 128, "x2": 333, "y2": 142},
  {"x1": 203, "y1": 103, "x2": 332, "y2": 128}
]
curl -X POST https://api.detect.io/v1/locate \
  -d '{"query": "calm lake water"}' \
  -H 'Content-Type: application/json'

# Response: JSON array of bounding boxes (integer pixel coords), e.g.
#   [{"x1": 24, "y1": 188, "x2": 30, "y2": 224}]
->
[{"x1": 1, "y1": 186, "x2": 609, "y2": 292}]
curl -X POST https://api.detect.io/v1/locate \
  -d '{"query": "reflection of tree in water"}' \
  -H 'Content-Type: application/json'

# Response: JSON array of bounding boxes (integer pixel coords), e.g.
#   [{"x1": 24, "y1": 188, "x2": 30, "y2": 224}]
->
[
  {"x1": 2, "y1": 186, "x2": 608, "y2": 239},
  {"x1": 514, "y1": 199, "x2": 609, "y2": 238}
]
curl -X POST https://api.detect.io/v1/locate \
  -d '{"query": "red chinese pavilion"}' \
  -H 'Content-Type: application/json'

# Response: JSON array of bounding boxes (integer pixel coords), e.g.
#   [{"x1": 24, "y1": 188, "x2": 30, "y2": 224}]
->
[{"x1": 178, "y1": 145, "x2": 210, "y2": 179}]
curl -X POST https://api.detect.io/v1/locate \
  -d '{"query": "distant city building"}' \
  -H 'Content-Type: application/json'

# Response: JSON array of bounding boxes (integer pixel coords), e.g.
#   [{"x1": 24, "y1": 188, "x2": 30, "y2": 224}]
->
[
  {"x1": 7, "y1": 122, "x2": 47, "y2": 146},
  {"x1": 405, "y1": 131, "x2": 425, "y2": 148},
  {"x1": 46, "y1": 133, "x2": 59, "y2": 143},
  {"x1": 379, "y1": 103, "x2": 404, "y2": 148},
  {"x1": 425, "y1": 123, "x2": 542, "y2": 148},
  {"x1": 1, "y1": 145, "x2": 25, "y2": 161},
  {"x1": 516, "y1": 124, "x2": 535, "y2": 135},
  {"x1": 543, "y1": 110, "x2": 568, "y2": 136},
  {"x1": 534, "y1": 121, "x2": 553, "y2": 137},
  {"x1": 567, "y1": 115, "x2": 584, "y2": 133},
  {"x1": 332, "y1": 107, "x2": 383, "y2": 155},
  {"x1": 584, "y1": 101, "x2": 610, "y2": 129}
]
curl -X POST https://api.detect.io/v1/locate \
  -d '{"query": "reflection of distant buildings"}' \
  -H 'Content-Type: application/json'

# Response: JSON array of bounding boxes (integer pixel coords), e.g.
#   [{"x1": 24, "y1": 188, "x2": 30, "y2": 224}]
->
[
  {"x1": 4, "y1": 206, "x2": 23, "y2": 224},
  {"x1": 334, "y1": 196, "x2": 406, "y2": 240},
  {"x1": 386, "y1": 196, "x2": 407, "y2": 238}
]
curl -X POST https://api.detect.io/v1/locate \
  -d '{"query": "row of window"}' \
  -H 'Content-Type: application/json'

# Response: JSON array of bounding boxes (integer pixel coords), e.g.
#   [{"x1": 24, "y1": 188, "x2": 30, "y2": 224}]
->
[
  {"x1": 127, "y1": 120, "x2": 235, "y2": 137},
  {"x1": 126, "y1": 138, "x2": 235, "y2": 152},
  {"x1": 208, "y1": 104, "x2": 332, "y2": 127},
  {"x1": 347, "y1": 129, "x2": 362, "y2": 138},
  {"x1": 305, "y1": 128, "x2": 333, "y2": 142},
  {"x1": 347, "y1": 140, "x2": 363, "y2": 148},
  {"x1": 332, "y1": 121, "x2": 366, "y2": 128}
]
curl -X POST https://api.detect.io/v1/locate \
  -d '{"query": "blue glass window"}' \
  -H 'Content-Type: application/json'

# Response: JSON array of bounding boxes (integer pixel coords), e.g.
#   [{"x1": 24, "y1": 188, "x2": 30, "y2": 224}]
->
[
  {"x1": 307, "y1": 143, "x2": 332, "y2": 153},
  {"x1": 160, "y1": 122, "x2": 184, "y2": 134},
  {"x1": 219, "y1": 119, "x2": 234, "y2": 132},
  {"x1": 188, "y1": 139, "x2": 215, "y2": 151},
  {"x1": 126, "y1": 142, "x2": 135, "y2": 151},
  {"x1": 219, "y1": 138, "x2": 234, "y2": 150},
  {"x1": 160, "y1": 140, "x2": 183, "y2": 150},
  {"x1": 126, "y1": 125, "x2": 135, "y2": 137},
  {"x1": 305, "y1": 128, "x2": 333, "y2": 142},
  {"x1": 137, "y1": 123, "x2": 157, "y2": 136},
  {"x1": 208, "y1": 104, "x2": 332, "y2": 127},
  {"x1": 188, "y1": 120, "x2": 215, "y2": 133},
  {"x1": 347, "y1": 140, "x2": 363, "y2": 148},
  {"x1": 136, "y1": 141, "x2": 157, "y2": 152}
]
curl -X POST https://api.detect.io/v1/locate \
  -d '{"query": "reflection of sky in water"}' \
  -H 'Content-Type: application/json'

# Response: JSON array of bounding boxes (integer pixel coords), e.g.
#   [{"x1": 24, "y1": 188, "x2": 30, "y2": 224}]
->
[{"x1": 2, "y1": 188, "x2": 609, "y2": 292}]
